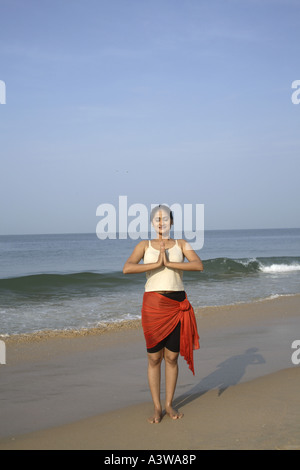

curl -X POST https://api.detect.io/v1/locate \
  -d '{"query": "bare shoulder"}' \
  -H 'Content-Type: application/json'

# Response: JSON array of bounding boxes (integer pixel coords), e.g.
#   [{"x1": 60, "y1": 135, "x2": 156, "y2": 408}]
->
[
  {"x1": 177, "y1": 239, "x2": 197, "y2": 256},
  {"x1": 134, "y1": 239, "x2": 149, "y2": 254},
  {"x1": 177, "y1": 239, "x2": 189, "y2": 250},
  {"x1": 126, "y1": 239, "x2": 148, "y2": 263}
]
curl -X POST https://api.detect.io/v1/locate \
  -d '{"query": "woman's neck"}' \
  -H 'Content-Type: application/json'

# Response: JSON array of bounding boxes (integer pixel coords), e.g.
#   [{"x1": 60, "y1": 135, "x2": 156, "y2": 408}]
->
[{"x1": 156, "y1": 234, "x2": 171, "y2": 241}]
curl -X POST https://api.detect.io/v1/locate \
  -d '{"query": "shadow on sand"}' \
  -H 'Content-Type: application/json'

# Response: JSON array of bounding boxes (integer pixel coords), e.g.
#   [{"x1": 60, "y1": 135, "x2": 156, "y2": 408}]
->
[{"x1": 174, "y1": 348, "x2": 266, "y2": 409}]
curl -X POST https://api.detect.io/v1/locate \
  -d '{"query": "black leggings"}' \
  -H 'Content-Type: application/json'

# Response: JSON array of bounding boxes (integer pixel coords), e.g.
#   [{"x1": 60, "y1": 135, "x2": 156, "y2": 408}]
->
[{"x1": 146, "y1": 291, "x2": 186, "y2": 354}]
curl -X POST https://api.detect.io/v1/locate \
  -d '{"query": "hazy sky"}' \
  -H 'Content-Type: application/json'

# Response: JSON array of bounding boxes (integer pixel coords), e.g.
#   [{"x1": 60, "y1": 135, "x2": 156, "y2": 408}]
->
[{"x1": 1, "y1": 0, "x2": 299, "y2": 235}]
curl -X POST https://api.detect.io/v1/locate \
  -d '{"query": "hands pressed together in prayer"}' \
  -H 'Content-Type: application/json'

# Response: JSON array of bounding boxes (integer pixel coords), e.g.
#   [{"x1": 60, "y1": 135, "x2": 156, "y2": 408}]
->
[{"x1": 156, "y1": 241, "x2": 171, "y2": 268}]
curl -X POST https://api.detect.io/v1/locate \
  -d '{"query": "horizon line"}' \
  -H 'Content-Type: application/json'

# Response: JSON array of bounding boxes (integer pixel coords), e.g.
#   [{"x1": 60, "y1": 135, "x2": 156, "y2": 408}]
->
[{"x1": 1, "y1": 227, "x2": 299, "y2": 237}]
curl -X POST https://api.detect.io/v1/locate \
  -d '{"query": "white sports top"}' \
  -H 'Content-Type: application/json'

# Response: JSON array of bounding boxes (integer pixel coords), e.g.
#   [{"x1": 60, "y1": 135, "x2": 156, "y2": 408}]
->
[{"x1": 144, "y1": 240, "x2": 185, "y2": 292}]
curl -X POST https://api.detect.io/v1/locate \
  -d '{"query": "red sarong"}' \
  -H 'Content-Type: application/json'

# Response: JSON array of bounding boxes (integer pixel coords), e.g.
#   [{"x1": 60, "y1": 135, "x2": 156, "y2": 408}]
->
[{"x1": 141, "y1": 292, "x2": 200, "y2": 375}]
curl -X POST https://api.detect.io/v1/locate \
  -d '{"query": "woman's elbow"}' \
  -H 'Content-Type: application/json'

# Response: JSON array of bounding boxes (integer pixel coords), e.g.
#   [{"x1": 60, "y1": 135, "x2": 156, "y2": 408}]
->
[
  {"x1": 198, "y1": 262, "x2": 204, "y2": 272},
  {"x1": 123, "y1": 264, "x2": 129, "y2": 274},
  {"x1": 123, "y1": 262, "x2": 134, "y2": 274}
]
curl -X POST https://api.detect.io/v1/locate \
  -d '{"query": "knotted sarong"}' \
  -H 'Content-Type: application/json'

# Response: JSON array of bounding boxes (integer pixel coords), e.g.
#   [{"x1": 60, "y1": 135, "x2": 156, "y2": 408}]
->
[{"x1": 141, "y1": 292, "x2": 200, "y2": 375}]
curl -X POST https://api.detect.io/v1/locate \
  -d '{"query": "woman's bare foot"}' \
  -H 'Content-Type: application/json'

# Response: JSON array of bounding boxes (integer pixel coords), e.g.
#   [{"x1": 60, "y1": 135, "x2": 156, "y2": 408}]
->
[
  {"x1": 165, "y1": 405, "x2": 183, "y2": 420},
  {"x1": 148, "y1": 406, "x2": 163, "y2": 424}
]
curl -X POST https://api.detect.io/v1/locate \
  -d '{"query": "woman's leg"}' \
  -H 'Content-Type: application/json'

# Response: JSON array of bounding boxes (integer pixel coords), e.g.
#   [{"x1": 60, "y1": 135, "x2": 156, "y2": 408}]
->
[
  {"x1": 147, "y1": 349, "x2": 164, "y2": 423},
  {"x1": 164, "y1": 348, "x2": 184, "y2": 419}
]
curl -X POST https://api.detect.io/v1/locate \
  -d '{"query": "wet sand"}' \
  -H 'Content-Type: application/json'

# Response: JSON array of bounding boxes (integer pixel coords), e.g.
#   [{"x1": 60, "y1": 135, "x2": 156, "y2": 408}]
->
[{"x1": 0, "y1": 294, "x2": 300, "y2": 450}]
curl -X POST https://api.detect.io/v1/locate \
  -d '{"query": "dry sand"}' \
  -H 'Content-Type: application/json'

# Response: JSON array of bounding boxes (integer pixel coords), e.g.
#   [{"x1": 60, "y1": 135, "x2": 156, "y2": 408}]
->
[{"x1": 0, "y1": 294, "x2": 300, "y2": 450}]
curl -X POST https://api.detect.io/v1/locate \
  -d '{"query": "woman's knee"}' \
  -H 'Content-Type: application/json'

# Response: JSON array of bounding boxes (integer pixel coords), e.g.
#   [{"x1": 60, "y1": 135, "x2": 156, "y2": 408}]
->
[
  {"x1": 164, "y1": 349, "x2": 179, "y2": 366},
  {"x1": 148, "y1": 350, "x2": 164, "y2": 367}
]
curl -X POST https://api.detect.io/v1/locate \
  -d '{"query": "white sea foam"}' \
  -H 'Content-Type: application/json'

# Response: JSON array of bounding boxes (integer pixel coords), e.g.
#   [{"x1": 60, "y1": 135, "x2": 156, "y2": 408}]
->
[{"x1": 260, "y1": 263, "x2": 300, "y2": 274}]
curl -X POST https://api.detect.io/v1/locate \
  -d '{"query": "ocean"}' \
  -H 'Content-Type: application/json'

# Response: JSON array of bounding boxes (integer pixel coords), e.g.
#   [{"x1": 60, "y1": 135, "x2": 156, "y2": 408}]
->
[{"x1": 0, "y1": 228, "x2": 299, "y2": 336}]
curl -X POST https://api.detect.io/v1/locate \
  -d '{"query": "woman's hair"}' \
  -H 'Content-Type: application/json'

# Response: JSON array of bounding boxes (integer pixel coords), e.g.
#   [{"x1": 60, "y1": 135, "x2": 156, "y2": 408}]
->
[{"x1": 150, "y1": 204, "x2": 174, "y2": 223}]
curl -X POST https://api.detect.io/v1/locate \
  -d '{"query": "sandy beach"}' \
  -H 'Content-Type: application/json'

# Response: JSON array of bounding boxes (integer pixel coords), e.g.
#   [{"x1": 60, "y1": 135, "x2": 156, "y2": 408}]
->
[{"x1": 0, "y1": 294, "x2": 300, "y2": 450}]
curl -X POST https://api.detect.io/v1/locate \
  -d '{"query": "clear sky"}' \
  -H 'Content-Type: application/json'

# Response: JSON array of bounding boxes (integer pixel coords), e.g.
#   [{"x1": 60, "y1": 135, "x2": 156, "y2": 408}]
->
[{"x1": 1, "y1": 0, "x2": 299, "y2": 234}]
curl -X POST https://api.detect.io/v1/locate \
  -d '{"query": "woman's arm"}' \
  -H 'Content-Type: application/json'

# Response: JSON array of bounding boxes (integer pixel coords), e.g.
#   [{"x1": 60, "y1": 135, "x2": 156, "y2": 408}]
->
[
  {"x1": 123, "y1": 240, "x2": 165, "y2": 274},
  {"x1": 163, "y1": 240, "x2": 204, "y2": 272}
]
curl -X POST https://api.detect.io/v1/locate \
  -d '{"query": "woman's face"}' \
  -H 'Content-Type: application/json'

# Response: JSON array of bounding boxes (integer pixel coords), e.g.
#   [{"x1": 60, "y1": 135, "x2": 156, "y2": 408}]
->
[{"x1": 152, "y1": 210, "x2": 172, "y2": 238}]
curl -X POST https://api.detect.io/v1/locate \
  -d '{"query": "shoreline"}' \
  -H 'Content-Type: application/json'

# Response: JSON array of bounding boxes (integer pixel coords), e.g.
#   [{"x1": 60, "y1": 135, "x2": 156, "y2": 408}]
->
[
  {"x1": 2, "y1": 292, "x2": 300, "y2": 345},
  {"x1": 0, "y1": 293, "x2": 300, "y2": 449}
]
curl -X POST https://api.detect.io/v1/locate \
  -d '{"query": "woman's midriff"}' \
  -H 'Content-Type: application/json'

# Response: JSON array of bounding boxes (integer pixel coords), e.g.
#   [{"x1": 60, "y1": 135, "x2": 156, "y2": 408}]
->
[{"x1": 155, "y1": 291, "x2": 174, "y2": 294}]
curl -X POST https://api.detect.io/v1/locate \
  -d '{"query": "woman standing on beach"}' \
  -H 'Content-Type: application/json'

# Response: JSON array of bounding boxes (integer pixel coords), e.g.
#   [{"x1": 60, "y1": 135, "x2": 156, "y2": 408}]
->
[{"x1": 123, "y1": 205, "x2": 203, "y2": 424}]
